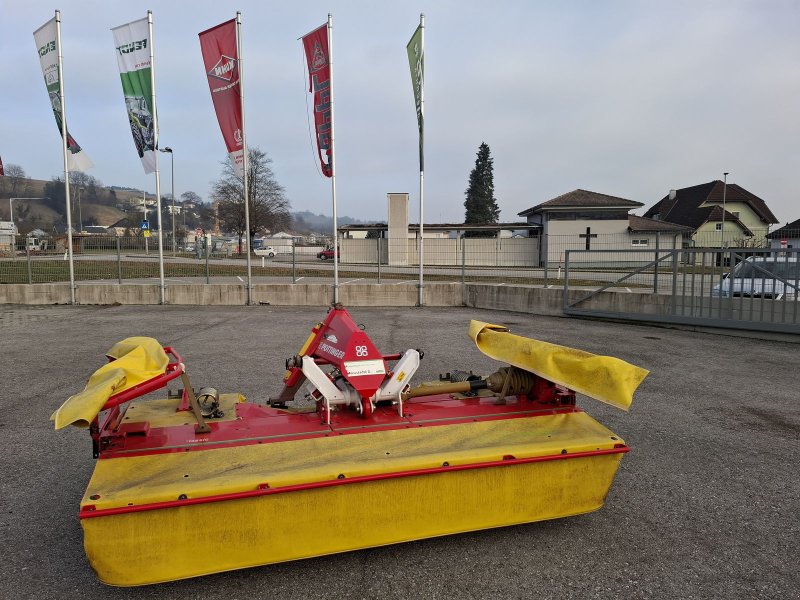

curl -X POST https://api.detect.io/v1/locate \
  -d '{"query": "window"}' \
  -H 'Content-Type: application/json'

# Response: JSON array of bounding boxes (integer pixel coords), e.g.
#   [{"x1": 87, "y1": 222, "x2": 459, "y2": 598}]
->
[
  {"x1": 732, "y1": 211, "x2": 740, "y2": 218},
  {"x1": 631, "y1": 239, "x2": 649, "y2": 247},
  {"x1": 715, "y1": 223, "x2": 723, "y2": 231}
]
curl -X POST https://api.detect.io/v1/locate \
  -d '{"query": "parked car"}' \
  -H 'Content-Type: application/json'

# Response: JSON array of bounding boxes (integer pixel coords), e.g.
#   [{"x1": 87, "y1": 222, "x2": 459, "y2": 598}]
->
[
  {"x1": 317, "y1": 248, "x2": 339, "y2": 260},
  {"x1": 712, "y1": 256, "x2": 799, "y2": 300},
  {"x1": 254, "y1": 246, "x2": 276, "y2": 257}
]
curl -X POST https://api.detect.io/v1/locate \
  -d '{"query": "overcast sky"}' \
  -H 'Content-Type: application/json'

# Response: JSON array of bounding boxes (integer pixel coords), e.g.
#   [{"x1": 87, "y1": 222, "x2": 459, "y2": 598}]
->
[{"x1": 2, "y1": 1, "x2": 798, "y2": 225}]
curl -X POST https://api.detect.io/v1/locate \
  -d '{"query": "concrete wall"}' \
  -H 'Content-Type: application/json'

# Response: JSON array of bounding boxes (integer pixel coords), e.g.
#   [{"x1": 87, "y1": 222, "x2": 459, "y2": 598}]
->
[
  {"x1": 339, "y1": 237, "x2": 539, "y2": 267},
  {"x1": 387, "y1": 193, "x2": 409, "y2": 266},
  {"x1": 0, "y1": 282, "x2": 460, "y2": 308},
  {"x1": 0, "y1": 281, "x2": 643, "y2": 320}
]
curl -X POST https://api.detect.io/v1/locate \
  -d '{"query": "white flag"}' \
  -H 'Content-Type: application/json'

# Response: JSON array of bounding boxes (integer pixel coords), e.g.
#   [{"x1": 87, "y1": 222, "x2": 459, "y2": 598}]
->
[{"x1": 33, "y1": 17, "x2": 94, "y2": 172}]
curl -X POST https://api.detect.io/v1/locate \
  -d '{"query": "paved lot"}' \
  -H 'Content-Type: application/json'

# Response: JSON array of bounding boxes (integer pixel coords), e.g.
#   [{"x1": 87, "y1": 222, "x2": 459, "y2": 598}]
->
[{"x1": 1, "y1": 305, "x2": 797, "y2": 599}]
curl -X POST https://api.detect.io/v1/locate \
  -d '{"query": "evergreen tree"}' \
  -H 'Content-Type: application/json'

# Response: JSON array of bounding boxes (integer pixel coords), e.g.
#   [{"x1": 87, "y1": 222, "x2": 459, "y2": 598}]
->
[{"x1": 463, "y1": 142, "x2": 500, "y2": 231}]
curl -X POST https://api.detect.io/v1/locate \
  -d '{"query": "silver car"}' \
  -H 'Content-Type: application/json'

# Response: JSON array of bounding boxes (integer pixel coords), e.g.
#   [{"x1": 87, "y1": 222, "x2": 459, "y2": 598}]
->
[{"x1": 713, "y1": 256, "x2": 799, "y2": 300}]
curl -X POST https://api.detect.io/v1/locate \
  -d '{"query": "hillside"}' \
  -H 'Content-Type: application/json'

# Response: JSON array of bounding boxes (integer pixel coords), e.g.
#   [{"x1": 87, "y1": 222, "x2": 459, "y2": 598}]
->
[
  {"x1": 1, "y1": 177, "x2": 144, "y2": 232},
  {"x1": 291, "y1": 210, "x2": 368, "y2": 234},
  {"x1": 2, "y1": 177, "x2": 369, "y2": 235}
]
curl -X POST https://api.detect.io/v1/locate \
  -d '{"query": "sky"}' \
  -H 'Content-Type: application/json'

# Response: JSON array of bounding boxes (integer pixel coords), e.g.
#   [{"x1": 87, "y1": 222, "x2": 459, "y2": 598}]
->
[{"x1": 1, "y1": 1, "x2": 799, "y2": 225}]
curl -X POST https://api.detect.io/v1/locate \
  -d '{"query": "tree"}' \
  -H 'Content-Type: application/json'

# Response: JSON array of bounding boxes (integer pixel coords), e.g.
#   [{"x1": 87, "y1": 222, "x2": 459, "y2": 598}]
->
[
  {"x1": 366, "y1": 226, "x2": 386, "y2": 239},
  {"x1": 463, "y1": 142, "x2": 500, "y2": 237},
  {"x1": 1, "y1": 164, "x2": 30, "y2": 198},
  {"x1": 212, "y1": 147, "x2": 291, "y2": 251},
  {"x1": 68, "y1": 170, "x2": 91, "y2": 189},
  {"x1": 180, "y1": 191, "x2": 201, "y2": 205},
  {"x1": 43, "y1": 177, "x2": 66, "y2": 212}
]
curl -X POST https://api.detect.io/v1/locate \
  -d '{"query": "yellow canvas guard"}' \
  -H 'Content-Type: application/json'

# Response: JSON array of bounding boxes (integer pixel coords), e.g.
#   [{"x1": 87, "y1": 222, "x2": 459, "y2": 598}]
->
[
  {"x1": 80, "y1": 412, "x2": 627, "y2": 585},
  {"x1": 469, "y1": 321, "x2": 648, "y2": 410},
  {"x1": 51, "y1": 337, "x2": 169, "y2": 430}
]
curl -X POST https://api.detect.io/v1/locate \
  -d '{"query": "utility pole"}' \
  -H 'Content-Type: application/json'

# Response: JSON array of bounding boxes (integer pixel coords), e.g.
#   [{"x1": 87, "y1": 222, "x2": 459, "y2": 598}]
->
[
  {"x1": 160, "y1": 147, "x2": 175, "y2": 254},
  {"x1": 720, "y1": 172, "x2": 729, "y2": 249}
]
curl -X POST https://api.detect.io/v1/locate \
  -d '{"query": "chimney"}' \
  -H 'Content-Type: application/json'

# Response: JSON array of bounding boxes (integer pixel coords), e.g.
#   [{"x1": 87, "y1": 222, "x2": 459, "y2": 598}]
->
[{"x1": 669, "y1": 189, "x2": 677, "y2": 200}]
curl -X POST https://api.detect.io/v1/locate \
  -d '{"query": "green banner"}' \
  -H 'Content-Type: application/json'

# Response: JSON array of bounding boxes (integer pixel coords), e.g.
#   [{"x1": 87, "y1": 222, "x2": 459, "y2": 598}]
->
[
  {"x1": 407, "y1": 25, "x2": 424, "y2": 170},
  {"x1": 112, "y1": 17, "x2": 156, "y2": 173}
]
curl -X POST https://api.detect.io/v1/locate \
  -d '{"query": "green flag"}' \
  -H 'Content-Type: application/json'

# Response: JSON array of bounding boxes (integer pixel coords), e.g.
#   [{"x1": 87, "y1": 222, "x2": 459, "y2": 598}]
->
[
  {"x1": 407, "y1": 24, "x2": 424, "y2": 170},
  {"x1": 112, "y1": 17, "x2": 157, "y2": 173}
]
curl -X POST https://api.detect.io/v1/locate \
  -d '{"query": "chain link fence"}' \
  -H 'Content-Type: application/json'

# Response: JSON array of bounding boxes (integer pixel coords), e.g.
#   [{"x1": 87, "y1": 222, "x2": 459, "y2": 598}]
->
[{"x1": 2, "y1": 230, "x2": 797, "y2": 290}]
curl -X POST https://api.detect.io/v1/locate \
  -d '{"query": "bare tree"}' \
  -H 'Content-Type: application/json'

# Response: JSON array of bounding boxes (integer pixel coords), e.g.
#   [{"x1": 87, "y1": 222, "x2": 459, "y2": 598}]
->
[
  {"x1": 2, "y1": 164, "x2": 30, "y2": 198},
  {"x1": 180, "y1": 191, "x2": 202, "y2": 205},
  {"x1": 212, "y1": 147, "x2": 291, "y2": 252},
  {"x1": 68, "y1": 171, "x2": 91, "y2": 188}
]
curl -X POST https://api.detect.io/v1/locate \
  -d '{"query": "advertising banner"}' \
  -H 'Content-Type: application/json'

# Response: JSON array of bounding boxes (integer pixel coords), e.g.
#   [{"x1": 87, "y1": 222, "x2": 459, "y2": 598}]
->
[
  {"x1": 302, "y1": 24, "x2": 332, "y2": 177},
  {"x1": 33, "y1": 17, "x2": 94, "y2": 172},
  {"x1": 111, "y1": 17, "x2": 156, "y2": 173},
  {"x1": 199, "y1": 19, "x2": 244, "y2": 176},
  {"x1": 407, "y1": 25, "x2": 424, "y2": 170}
]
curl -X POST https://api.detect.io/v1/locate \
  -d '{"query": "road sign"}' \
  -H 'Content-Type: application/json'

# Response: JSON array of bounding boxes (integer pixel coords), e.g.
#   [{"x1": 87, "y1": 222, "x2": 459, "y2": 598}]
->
[
  {"x1": 143, "y1": 230, "x2": 151, "y2": 238},
  {"x1": 141, "y1": 220, "x2": 150, "y2": 231},
  {"x1": 195, "y1": 228, "x2": 203, "y2": 237},
  {"x1": 781, "y1": 239, "x2": 788, "y2": 249}
]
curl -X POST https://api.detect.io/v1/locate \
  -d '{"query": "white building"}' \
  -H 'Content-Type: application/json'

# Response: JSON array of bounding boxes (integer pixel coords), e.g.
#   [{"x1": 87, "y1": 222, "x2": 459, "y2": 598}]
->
[
  {"x1": 0, "y1": 220, "x2": 17, "y2": 253},
  {"x1": 518, "y1": 189, "x2": 690, "y2": 266}
]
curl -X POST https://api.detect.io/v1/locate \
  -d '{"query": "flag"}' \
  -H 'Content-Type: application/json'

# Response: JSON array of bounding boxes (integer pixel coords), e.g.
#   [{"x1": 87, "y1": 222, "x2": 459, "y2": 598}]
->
[
  {"x1": 407, "y1": 24, "x2": 424, "y2": 170},
  {"x1": 302, "y1": 24, "x2": 333, "y2": 177},
  {"x1": 199, "y1": 19, "x2": 244, "y2": 176},
  {"x1": 33, "y1": 17, "x2": 94, "y2": 172},
  {"x1": 111, "y1": 17, "x2": 156, "y2": 173},
  {"x1": 0, "y1": 156, "x2": 4, "y2": 177}
]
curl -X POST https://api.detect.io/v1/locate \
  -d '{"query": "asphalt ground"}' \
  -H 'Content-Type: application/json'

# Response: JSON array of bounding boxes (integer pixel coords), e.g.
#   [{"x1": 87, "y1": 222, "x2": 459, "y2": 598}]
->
[{"x1": 1, "y1": 305, "x2": 797, "y2": 600}]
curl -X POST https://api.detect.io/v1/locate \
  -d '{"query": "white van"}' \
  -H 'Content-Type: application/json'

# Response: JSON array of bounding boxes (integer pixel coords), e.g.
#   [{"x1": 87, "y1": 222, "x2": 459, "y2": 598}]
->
[{"x1": 713, "y1": 256, "x2": 799, "y2": 300}]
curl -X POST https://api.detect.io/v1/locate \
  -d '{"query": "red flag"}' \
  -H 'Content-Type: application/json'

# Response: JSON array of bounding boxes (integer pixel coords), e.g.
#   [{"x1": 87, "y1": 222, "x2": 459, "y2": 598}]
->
[
  {"x1": 199, "y1": 19, "x2": 244, "y2": 175},
  {"x1": 0, "y1": 156, "x2": 4, "y2": 176},
  {"x1": 302, "y1": 24, "x2": 332, "y2": 177}
]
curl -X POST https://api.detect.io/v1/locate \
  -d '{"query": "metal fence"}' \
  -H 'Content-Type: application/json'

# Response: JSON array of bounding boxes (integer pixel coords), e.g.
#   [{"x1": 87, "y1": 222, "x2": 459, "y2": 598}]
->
[
  {"x1": 0, "y1": 232, "x2": 688, "y2": 287},
  {"x1": 563, "y1": 247, "x2": 800, "y2": 333},
  {"x1": 3, "y1": 231, "x2": 799, "y2": 333}
]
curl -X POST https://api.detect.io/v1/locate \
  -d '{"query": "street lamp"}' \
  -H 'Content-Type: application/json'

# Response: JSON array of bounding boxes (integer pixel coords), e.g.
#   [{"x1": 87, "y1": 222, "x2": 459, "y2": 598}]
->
[
  {"x1": 160, "y1": 146, "x2": 175, "y2": 254},
  {"x1": 720, "y1": 172, "x2": 729, "y2": 249}
]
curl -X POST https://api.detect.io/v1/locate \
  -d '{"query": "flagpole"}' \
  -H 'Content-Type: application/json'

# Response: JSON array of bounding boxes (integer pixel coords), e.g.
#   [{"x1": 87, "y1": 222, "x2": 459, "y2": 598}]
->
[
  {"x1": 237, "y1": 11, "x2": 252, "y2": 306},
  {"x1": 417, "y1": 13, "x2": 425, "y2": 307},
  {"x1": 148, "y1": 10, "x2": 165, "y2": 304},
  {"x1": 328, "y1": 13, "x2": 339, "y2": 304},
  {"x1": 55, "y1": 10, "x2": 76, "y2": 305}
]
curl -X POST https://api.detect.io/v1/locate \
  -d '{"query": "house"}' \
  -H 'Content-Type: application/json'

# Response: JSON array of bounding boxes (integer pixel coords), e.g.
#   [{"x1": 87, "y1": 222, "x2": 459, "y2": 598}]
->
[
  {"x1": 83, "y1": 225, "x2": 109, "y2": 235},
  {"x1": 108, "y1": 218, "x2": 139, "y2": 236},
  {"x1": 644, "y1": 181, "x2": 778, "y2": 247},
  {"x1": 518, "y1": 189, "x2": 687, "y2": 265},
  {"x1": 766, "y1": 218, "x2": 800, "y2": 250},
  {"x1": 0, "y1": 220, "x2": 16, "y2": 253}
]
